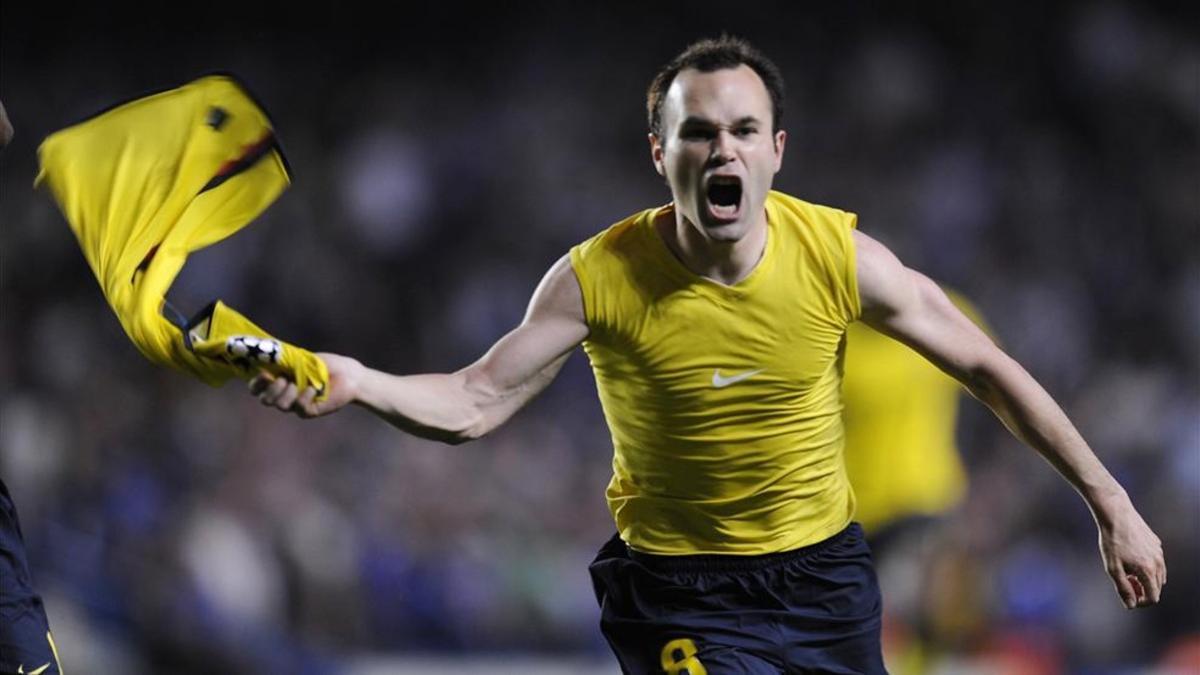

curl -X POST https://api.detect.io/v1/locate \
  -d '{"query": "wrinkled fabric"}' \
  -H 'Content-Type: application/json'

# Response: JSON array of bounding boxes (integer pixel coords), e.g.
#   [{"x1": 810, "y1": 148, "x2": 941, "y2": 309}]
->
[{"x1": 37, "y1": 75, "x2": 327, "y2": 396}]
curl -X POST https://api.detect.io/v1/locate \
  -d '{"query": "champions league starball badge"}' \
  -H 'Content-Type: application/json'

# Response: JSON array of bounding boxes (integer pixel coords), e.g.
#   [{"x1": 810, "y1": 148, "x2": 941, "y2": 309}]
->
[{"x1": 225, "y1": 335, "x2": 283, "y2": 370}]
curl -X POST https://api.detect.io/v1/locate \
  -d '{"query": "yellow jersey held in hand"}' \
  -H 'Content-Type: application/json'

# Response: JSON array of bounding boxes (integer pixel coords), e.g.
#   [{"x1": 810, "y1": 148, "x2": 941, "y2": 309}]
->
[
  {"x1": 571, "y1": 191, "x2": 861, "y2": 555},
  {"x1": 36, "y1": 75, "x2": 328, "y2": 397}
]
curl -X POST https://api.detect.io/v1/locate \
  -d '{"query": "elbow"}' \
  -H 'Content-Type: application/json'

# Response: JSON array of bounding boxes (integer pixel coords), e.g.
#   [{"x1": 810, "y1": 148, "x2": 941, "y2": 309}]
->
[
  {"x1": 425, "y1": 426, "x2": 482, "y2": 446},
  {"x1": 444, "y1": 428, "x2": 483, "y2": 446},
  {"x1": 444, "y1": 367, "x2": 503, "y2": 444},
  {"x1": 962, "y1": 353, "x2": 1011, "y2": 407},
  {"x1": 441, "y1": 408, "x2": 491, "y2": 445},
  {"x1": 389, "y1": 404, "x2": 489, "y2": 446},
  {"x1": 963, "y1": 367, "x2": 998, "y2": 405}
]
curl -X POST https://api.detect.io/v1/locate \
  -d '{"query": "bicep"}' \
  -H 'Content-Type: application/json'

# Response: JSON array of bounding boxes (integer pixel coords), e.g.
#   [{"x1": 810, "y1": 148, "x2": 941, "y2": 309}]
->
[
  {"x1": 464, "y1": 254, "x2": 588, "y2": 396},
  {"x1": 853, "y1": 230, "x2": 998, "y2": 382}
]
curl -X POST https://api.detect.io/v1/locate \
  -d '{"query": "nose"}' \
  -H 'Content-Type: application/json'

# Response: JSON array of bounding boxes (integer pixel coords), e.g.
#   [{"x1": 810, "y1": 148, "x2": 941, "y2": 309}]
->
[{"x1": 709, "y1": 130, "x2": 736, "y2": 164}]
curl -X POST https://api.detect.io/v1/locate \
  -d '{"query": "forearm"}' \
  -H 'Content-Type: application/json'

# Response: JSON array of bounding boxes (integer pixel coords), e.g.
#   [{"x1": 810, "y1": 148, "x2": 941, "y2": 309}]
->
[
  {"x1": 967, "y1": 354, "x2": 1129, "y2": 521},
  {"x1": 855, "y1": 231, "x2": 1164, "y2": 606},
  {"x1": 354, "y1": 367, "x2": 485, "y2": 444},
  {"x1": 876, "y1": 263, "x2": 1128, "y2": 518},
  {"x1": 266, "y1": 255, "x2": 585, "y2": 442},
  {"x1": 351, "y1": 353, "x2": 566, "y2": 444}
]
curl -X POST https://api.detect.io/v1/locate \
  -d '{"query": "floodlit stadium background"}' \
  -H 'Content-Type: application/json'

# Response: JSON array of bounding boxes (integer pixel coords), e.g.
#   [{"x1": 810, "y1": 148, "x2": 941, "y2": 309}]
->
[{"x1": 1, "y1": 3, "x2": 1196, "y2": 674}]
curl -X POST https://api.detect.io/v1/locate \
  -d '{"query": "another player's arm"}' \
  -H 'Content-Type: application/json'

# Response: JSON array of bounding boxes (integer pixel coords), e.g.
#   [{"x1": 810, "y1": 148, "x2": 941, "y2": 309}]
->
[
  {"x1": 252, "y1": 254, "x2": 589, "y2": 444},
  {"x1": 852, "y1": 229, "x2": 1166, "y2": 609}
]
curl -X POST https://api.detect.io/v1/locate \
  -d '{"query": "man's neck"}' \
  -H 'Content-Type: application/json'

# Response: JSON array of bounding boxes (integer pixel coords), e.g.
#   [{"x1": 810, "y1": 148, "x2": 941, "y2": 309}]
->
[{"x1": 657, "y1": 209, "x2": 769, "y2": 286}]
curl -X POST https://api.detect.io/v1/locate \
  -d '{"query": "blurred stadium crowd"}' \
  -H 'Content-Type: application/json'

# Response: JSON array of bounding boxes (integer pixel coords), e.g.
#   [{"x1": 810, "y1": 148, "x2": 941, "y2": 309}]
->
[{"x1": 1, "y1": 3, "x2": 1196, "y2": 673}]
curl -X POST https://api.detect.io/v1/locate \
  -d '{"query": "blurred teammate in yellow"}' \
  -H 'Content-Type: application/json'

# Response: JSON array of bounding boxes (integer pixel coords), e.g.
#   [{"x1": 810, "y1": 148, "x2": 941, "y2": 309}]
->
[{"x1": 843, "y1": 289, "x2": 987, "y2": 535}]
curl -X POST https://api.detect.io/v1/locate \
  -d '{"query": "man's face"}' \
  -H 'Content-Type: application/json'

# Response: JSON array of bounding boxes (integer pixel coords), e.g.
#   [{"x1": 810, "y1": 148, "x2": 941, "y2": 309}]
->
[{"x1": 651, "y1": 64, "x2": 786, "y2": 243}]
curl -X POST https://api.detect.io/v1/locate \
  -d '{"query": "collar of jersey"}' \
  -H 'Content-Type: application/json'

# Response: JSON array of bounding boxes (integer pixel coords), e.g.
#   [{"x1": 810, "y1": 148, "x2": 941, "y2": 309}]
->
[{"x1": 643, "y1": 196, "x2": 779, "y2": 296}]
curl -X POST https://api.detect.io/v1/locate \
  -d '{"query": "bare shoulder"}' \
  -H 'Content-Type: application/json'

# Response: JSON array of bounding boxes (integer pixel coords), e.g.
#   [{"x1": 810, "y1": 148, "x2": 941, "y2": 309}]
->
[
  {"x1": 852, "y1": 229, "x2": 912, "y2": 319},
  {"x1": 525, "y1": 253, "x2": 586, "y2": 326},
  {"x1": 851, "y1": 229, "x2": 902, "y2": 280}
]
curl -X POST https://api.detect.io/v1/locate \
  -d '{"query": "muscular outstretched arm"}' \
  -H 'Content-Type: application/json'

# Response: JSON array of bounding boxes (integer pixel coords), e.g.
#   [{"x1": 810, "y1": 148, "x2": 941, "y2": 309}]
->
[
  {"x1": 253, "y1": 254, "x2": 589, "y2": 444},
  {"x1": 853, "y1": 230, "x2": 1165, "y2": 609}
]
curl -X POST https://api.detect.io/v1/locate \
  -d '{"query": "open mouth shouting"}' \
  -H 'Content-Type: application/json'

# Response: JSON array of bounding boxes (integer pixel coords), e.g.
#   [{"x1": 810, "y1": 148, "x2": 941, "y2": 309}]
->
[{"x1": 704, "y1": 174, "x2": 743, "y2": 223}]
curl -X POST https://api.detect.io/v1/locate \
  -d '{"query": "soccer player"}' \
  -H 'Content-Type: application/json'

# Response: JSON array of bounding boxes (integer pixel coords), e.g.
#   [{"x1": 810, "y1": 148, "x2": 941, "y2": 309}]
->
[
  {"x1": 0, "y1": 99, "x2": 66, "y2": 675},
  {"x1": 252, "y1": 37, "x2": 1165, "y2": 673}
]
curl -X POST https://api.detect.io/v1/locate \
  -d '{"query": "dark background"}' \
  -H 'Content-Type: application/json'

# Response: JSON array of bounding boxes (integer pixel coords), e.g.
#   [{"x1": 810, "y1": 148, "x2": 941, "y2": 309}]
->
[{"x1": 2, "y1": 2, "x2": 1197, "y2": 673}]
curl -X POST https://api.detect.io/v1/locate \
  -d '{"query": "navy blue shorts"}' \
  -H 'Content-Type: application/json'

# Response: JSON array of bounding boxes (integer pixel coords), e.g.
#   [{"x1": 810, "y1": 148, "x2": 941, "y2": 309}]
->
[
  {"x1": 589, "y1": 522, "x2": 886, "y2": 674},
  {"x1": 0, "y1": 479, "x2": 62, "y2": 675}
]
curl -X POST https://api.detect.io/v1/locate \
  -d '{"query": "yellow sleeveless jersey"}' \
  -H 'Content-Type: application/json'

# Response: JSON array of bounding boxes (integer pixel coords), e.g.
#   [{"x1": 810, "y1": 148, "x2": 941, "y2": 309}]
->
[
  {"x1": 569, "y1": 191, "x2": 861, "y2": 555},
  {"x1": 841, "y1": 290, "x2": 986, "y2": 532}
]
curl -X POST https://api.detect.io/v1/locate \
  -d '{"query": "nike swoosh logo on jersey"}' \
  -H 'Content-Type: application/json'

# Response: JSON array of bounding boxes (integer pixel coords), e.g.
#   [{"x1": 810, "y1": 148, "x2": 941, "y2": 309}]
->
[
  {"x1": 711, "y1": 368, "x2": 764, "y2": 388},
  {"x1": 18, "y1": 663, "x2": 51, "y2": 675}
]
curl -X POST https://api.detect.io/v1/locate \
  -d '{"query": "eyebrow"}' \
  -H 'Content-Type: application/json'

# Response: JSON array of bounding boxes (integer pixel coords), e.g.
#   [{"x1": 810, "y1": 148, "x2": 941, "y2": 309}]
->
[{"x1": 679, "y1": 115, "x2": 762, "y2": 128}]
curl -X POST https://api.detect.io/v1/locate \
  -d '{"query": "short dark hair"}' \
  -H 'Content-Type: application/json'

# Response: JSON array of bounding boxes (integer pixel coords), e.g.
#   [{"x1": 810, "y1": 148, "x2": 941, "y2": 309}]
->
[{"x1": 646, "y1": 35, "x2": 785, "y2": 138}]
